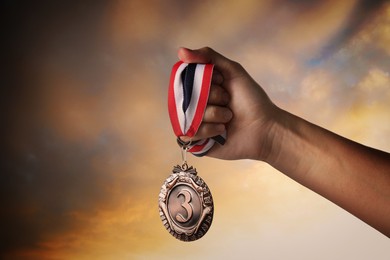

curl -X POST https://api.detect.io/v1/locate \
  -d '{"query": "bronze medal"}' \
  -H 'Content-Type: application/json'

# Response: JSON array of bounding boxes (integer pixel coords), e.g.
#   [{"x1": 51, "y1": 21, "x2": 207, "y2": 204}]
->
[
  {"x1": 162, "y1": 62, "x2": 222, "y2": 241},
  {"x1": 158, "y1": 163, "x2": 213, "y2": 241}
]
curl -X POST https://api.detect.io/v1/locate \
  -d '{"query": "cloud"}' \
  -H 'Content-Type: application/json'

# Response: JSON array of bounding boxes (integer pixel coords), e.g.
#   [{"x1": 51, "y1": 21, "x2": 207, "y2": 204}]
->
[
  {"x1": 316, "y1": 0, "x2": 388, "y2": 60},
  {"x1": 1, "y1": 0, "x2": 389, "y2": 259}
]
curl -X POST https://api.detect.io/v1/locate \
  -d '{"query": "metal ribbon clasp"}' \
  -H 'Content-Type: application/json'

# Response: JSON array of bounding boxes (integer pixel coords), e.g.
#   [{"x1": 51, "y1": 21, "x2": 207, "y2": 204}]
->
[{"x1": 178, "y1": 138, "x2": 192, "y2": 169}]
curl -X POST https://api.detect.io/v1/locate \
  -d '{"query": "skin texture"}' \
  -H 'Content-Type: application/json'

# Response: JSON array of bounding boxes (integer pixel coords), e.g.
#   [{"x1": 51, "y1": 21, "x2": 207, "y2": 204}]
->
[{"x1": 178, "y1": 47, "x2": 390, "y2": 237}]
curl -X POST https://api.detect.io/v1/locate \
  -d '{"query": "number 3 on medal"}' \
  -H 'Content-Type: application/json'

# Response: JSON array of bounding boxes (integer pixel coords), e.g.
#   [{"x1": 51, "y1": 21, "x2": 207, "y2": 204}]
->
[{"x1": 176, "y1": 188, "x2": 193, "y2": 223}]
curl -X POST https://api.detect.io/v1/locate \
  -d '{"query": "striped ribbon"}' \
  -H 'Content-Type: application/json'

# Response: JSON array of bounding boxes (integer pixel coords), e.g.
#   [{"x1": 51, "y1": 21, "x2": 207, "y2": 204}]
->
[{"x1": 168, "y1": 61, "x2": 226, "y2": 156}]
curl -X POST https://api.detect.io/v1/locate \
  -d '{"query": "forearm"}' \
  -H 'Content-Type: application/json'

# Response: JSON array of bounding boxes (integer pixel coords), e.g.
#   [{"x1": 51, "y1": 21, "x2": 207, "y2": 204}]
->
[{"x1": 264, "y1": 107, "x2": 390, "y2": 236}]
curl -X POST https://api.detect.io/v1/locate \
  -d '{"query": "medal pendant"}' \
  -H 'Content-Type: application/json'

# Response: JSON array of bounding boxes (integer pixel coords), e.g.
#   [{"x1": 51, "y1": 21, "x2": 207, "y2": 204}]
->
[
  {"x1": 162, "y1": 62, "x2": 220, "y2": 241},
  {"x1": 158, "y1": 163, "x2": 214, "y2": 241}
]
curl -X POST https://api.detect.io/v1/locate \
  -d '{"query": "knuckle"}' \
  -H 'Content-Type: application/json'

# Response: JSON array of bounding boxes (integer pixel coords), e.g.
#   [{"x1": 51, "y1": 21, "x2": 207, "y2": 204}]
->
[
  {"x1": 202, "y1": 46, "x2": 213, "y2": 53},
  {"x1": 230, "y1": 60, "x2": 243, "y2": 70},
  {"x1": 209, "y1": 85, "x2": 228, "y2": 105},
  {"x1": 209, "y1": 106, "x2": 218, "y2": 118},
  {"x1": 205, "y1": 105, "x2": 231, "y2": 123},
  {"x1": 210, "y1": 88, "x2": 219, "y2": 102},
  {"x1": 209, "y1": 87, "x2": 218, "y2": 100}
]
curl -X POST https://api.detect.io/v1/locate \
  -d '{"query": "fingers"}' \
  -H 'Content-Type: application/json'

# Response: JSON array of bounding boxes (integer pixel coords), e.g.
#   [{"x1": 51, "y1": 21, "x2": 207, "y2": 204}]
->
[
  {"x1": 182, "y1": 82, "x2": 230, "y2": 142},
  {"x1": 177, "y1": 47, "x2": 236, "y2": 143},
  {"x1": 179, "y1": 105, "x2": 232, "y2": 142}
]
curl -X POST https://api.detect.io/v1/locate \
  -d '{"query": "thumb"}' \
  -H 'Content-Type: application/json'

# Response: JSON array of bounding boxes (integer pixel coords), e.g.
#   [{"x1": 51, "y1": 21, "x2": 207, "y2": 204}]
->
[
  {"x1": 178, "y1": 47, "x2": 240, "y2": 78},
  {"x1": 178, "y1": 47, "x2": 211, "y2": 64}
]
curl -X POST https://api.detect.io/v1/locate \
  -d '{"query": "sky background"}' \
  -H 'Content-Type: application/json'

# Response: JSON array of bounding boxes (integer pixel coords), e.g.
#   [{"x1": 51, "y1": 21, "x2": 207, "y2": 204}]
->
[{"x1": 1, "y1": 0, "x2": 389, "y2": 259}]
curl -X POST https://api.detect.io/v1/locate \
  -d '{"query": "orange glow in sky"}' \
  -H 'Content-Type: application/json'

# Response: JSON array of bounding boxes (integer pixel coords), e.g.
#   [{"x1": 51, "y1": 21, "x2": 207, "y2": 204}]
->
[{"x1": 1, "y1": 1, "x2": 389, "y2": 259}]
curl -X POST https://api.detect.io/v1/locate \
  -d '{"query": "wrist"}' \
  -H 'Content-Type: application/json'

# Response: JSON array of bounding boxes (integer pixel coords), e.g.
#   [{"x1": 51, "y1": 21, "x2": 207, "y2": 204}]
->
[{"x1": 256, "y1": 106, "x2": 290, "y2": 164}]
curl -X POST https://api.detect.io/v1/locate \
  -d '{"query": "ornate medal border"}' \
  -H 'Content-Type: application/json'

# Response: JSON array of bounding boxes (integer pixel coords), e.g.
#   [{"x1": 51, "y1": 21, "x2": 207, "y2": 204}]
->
[{"x1": 158, "y1": 165, "x2": 213, "y2": 241}]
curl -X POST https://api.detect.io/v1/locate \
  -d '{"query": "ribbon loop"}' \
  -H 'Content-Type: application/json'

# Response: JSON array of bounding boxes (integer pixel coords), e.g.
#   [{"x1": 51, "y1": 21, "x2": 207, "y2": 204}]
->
[{"x1": 168, "y1": 61, "x2": 226, "y2": 156}]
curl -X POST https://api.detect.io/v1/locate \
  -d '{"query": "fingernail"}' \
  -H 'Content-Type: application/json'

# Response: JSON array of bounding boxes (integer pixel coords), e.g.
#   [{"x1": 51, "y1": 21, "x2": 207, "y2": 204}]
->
[{"x1": 224, "y1": 110, "x2": 233, "y2": 120}]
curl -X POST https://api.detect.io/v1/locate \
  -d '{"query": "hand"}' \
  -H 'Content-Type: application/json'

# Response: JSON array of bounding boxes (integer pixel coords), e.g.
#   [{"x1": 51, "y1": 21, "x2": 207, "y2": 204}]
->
[
  {"x1": 178, "y1": 47, "x2": 390, "y2": 236},
  {"x1": 178, "y1": 47, "x2": 279, "y2": 160}
]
